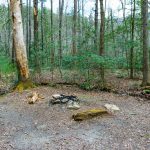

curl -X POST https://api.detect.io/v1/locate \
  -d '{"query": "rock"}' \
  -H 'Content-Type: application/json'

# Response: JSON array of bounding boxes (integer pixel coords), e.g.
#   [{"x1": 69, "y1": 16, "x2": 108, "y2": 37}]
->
[
  {"x1": 104, "y1": 104, "x2": 120, "y2": 112},
  {"x1": 72, "y1": 108, "x2": 108, "y2": 121},
  {"x1": 61, "y1": 98, "x2": 69, "y2": 103},
  {"x1": 67, "y1": 101, "x2": 80, "y2": 110},
  {"x1": 50, "y1": 99, "x2": 61, "y2": 104},
  {"x1": 52, "y1": 94, "x2": 62, "y2": 99}
]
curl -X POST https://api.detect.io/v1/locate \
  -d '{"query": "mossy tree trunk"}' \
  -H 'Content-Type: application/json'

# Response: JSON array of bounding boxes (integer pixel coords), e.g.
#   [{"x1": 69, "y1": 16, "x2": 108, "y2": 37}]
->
[{"x1": 10, "y1": 0, "x2": 29, "y2": 82}]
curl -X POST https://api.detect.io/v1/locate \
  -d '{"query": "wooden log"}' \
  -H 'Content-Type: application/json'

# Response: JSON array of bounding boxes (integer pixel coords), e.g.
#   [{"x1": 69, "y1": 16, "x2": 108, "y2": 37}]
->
[
  {"x1": 72, "y1": 108, "x2": 109, "y2": 121},
  {"x1": 28, "y1": 92, "x2": 44, "y2": 104}
]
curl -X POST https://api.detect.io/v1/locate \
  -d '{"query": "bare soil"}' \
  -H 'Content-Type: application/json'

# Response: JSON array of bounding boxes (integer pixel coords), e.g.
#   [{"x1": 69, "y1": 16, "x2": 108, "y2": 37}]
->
[{"x1": 0, "y1": 85, "x2": 150, "y2": 150}]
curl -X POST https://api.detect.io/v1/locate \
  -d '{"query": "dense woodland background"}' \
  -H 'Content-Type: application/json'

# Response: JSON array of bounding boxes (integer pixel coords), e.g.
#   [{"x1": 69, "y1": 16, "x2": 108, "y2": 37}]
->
[{"x1": 0, "y1": 0, "x2": 150, "y2": 91}]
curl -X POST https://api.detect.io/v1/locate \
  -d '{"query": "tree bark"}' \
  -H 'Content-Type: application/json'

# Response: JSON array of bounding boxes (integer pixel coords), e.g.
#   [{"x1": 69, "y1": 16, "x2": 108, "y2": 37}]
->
[
  {"x1": 41, "y1": 0, "x2": 44, "y2": 65},
  {"x1": 10, "y1": 0, "x2": 29, "y2": 81},
  {"x1": 129, "y1": 0, "x2": 135, "y2": 79},
  {"x1": 110, "y1": 9, "x2": 116, "y2": 56},
  {"x1": 72, "y1": 0, "x2": 77, "y2": 55},
  {"x1": 59, "y1": 0, "x2": 64, "y2": 62},
  {"x1": 50, "y1": 0, "x2": 54, "y2": 70},
  {"x1": 99, "y1": 0, "x2": 105, "y2": 84},
  {"x1": 33, "y1": 0, "x2": 40, "y2": 73},
  {"x1": 141, "y1": 0, "x2": 150, "y2": 86},
  {"x1": 94, "y1": 0, "x2": 98, "y2": 52}
]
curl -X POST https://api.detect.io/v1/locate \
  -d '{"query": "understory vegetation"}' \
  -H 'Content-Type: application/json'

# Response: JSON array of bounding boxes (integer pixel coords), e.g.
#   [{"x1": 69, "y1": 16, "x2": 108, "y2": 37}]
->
[{"x1": 0, "y1": 0, "x2": 149, "y2": 91}]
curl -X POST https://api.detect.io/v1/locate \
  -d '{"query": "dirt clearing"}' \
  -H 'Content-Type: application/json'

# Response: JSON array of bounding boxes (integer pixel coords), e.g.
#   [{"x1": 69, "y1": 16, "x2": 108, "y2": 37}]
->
[{"x1": 0, "y1": 86, "x2": 150, "y2": 150}]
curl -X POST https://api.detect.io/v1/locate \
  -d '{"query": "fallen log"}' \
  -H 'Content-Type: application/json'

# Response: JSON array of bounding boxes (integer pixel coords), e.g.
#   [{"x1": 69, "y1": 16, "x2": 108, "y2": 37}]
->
[{"x1": 72, "y1": 108, "x2": 109, "y2": 121}]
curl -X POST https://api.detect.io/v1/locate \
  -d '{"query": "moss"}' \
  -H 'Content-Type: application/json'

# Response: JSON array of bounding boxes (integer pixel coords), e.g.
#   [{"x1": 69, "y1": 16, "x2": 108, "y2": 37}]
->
[
  {"x1": 14, "y1": 80, "x2": 36, "y2": 93},
  {"x1": 72, "y1": 108, "x2": 108, "y2": 121}
]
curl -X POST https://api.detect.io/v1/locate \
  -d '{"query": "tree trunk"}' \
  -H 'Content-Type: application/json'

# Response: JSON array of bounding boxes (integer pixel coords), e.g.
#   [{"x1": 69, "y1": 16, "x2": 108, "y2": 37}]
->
[
  {"x1": 94, "y1": 0, "x2": 98, "y2": 52},
  {"x1": 129, "y1": 0, "x2": 135, "y2": 79},
  {"x1": 33, "y1": 0, "x2": 40, "y2": 73},
  {"x1": 110, "y1": 9, "x2": 116, "y2": 56},
  {"x1": 72, "y1": 0, "x2": 77, "y2": 55},
  {"x1": 10, "y1": 0, "x2": 29, "y2": 81},
  {"x1": 59, "y1": 0, "x2": 64, "y2": 62},
  {"x1": 26, "y1": 0, "x2": 29, "y2": 58},
  {"x1": 28, "y1": 0, "x2": 31, "y2": 60},
  {"x1": 65, "y1": 3, "x2": 68, "y2": 49},
  {"x1": 81, "y1": 0, "x2": 84, "y2": 37},
  {"x1": 41, "y1": 0, "x2": 44, "y2": 65},
  {"x1": 50, "y1": 0, "x2": 54, "y2": 71},
  {"x1": 99, "y1": 0, "x2": 105, "y2": 84},
  {"x1": 141, "y1": 0, "x2": 150, "y2": 86}
]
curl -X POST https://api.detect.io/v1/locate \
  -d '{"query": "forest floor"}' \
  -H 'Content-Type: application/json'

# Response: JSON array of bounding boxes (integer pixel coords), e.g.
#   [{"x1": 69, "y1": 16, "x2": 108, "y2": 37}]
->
[{"x1": 0, "y1": 84, "x2": 150, "y2": 150}]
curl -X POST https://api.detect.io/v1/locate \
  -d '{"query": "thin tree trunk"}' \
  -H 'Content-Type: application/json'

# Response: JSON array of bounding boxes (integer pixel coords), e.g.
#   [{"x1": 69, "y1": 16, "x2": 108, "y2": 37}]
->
[
  {"x1": 26, "y1": 0, "x2": 29, "y2": 58},
  {"x1": 65, "y1": 3, "x2": 68, "y2": 50},
  {"x1": 110, "y1": 9, "x2": 116, "y2": 56},
  {"x1": 41, "y1": 0, "x2": 44, "y2": 65},
  {"x1": 59, "y1": 0, "x2": 64, "y2": 62},
  {"x1": 33, "y1": 0, "x2": 40, "y2": 73},
  {"x1": 81, "y1": 0, "x2": 84, "y2": 37},
  {"x1": 99, "y1": 0, "x2": 105, "y2": 85},
  {"x1": 78, "y1": 0, "x2": 81, "y2": 50},
  {"x1": 141, "y1": 0, "x2": 150, "y2": 85},
  {"x1": 28, "y1": 0, "x2": 31, "y2": 60},
  {"x1": 50, "y1": 0, "x2": 54, "y2": 72},
  {"x1": 129, "y1": 0, "x2": 135, "y2": 79},
  {"x1": 72, "y1": 0, "x2": 77, "y2": 55},
  {"x1": 94, "y1": 0, "x2": 98, "y2": 52}
]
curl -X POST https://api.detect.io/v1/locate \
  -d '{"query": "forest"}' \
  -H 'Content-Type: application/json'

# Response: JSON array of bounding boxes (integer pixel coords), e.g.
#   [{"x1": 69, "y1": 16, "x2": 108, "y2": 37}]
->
[{"x1": 0, "y1": 0, "x2": 150, "y2": 149}]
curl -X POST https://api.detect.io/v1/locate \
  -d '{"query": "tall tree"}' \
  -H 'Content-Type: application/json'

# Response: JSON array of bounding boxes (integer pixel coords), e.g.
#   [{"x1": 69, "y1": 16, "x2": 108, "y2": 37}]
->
[
  {"x1": 94, "y1": 0, "x2": 98, "y2": 51},
  {"x1": 33, "y1": 0, "x2": 40, "y2": 73},
  {"x1": 10, "y1": 0, "x2": 29, "y2": 81},
  {"x1": 141, "y1": 0, "x2": 150, "y2": 86},
  {"x1": 28, "y1": 0, "x2": 32, "y2": 60},
  {"x1": 129, "y1": 0, "x2": 136, "y2": 79},
  {"x1": 72, "y1": 0, "x2": 77, "y2": 55},
  {"x1": 81, "y1": 0, "x2": 84, "y2": 37},
  {"x1": 58, "y1": 0, "x2": 64, "y2": 63},
  {"x1": 65, "y1": 2, "x2": 68, "y2": 48},
  {"x1": 110, "y1": 9, "x2": 116, "y2": 56},
  {"x1": 50, "y1": 0, "x2": 54, "y2": 73},
  {"x1": 99, "y1": 0, "x2": 105, "y2": 84},
  {"x1": 40, "y1": 0, "x2": 45, "y2": 65},
  {"x1": 26, "y1": 0, "x2": 29, "y2": 58}
]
